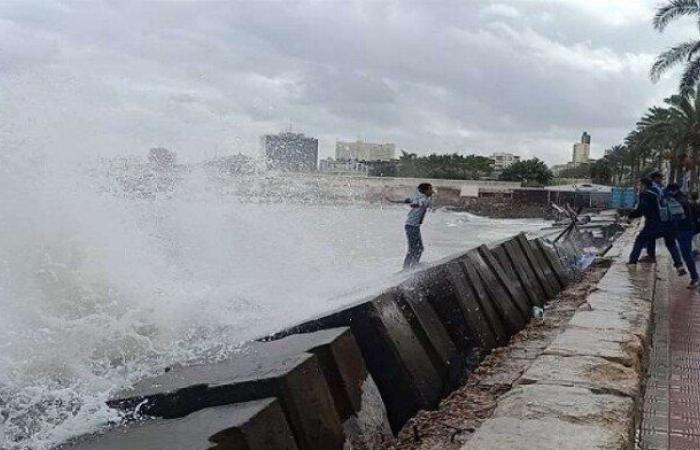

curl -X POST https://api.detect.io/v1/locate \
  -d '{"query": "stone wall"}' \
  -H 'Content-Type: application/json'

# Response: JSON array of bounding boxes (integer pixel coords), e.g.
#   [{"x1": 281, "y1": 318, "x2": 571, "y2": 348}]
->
[
  {"x1": 59, "y1": 232, "x2": 583, "y2": 450},
  {"x1": 460, "y1": 223, "x2": 653, "y2": 450}
]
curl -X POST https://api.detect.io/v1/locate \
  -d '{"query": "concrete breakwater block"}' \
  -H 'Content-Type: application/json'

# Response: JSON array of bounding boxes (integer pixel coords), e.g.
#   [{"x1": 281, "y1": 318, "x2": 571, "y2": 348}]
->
[
  {"x1": 553, "y1": 238, "x2": 583, "y2": 275},
  {"x1": 395, "y1": 280, "x2": 465, "y2": 389},
  {"x1": 466, "y1": 249, "x2": 526, "y2": 335},
  {"x1": 490, "y1": 244, "x2": 534, "y2": 311},
  {"x1": 528, "y1": 239, "x2": 564, "y2": 293},
  {"x1": 259, "y1": 328, "x2": 393, "y2": 449},
  {"x1": 536, "y1": 239, "x2": 571, "y2": 287},
  {"x1": 110, "y1": 351, "x2": 344, "y2": 450},
  {"x1": 477, "y1": 245, "x2": 530, "y2": 318},
  {"x1": 515, "y1": 234, "x2": 559, "y2": 299},
  {"x1": 272, "y1": 290, "x2": 443, "y2": 433},
  {"x1": 501, "y1": 239, "x2": 546, "y2": 307},
  {"x1": 456, "y1": 257, "x2": 508, "y2": 346},
  {"x1": 60, "y1": 399, "x2": 298, "y2": 450},
  {"x1": 443, "y1": 261, "x2": 501, "y2": 350},
  {"x1": 531, "y1": 238, "x2": 570, "y2": 289},
  {"x1": 404, "y1": 264, "x2": 495, "y2": 357}
]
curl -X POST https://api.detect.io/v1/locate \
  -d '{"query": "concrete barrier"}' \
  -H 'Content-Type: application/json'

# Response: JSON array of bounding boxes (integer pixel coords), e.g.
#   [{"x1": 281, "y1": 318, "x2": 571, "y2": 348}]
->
[
  {"x1": 261, "y1": 329, "x2": 393, "y2": 449},
  {"x1": 60, "y1": 399, "x2": 298, "y2": 450},
  {"x1": 460, "y1": 224, "x2": 654, "y2": 450},
  {"x1": 269, "y1": 289, "x2": 445, "y2": 433},
  {"x1": 76, "y1": 232, "x2": 582, "y2": 450},
  {"x1": 516, "y1": 233, "x2": 560, "y2": 299},
  {"x1": 489, "y1": 243, "x2": 535, "y2": 310},
  {"x1": 110, "y1": 350, "x2": 344, "y2": 450},
  {"x1": 478, "y1": 245, "x2": 531, "y2": 318},
  {"x1": 396, "y1": 283, "x2": 464, "y2": 390},
  {"x1": 455, "y1": 257, "x2": 509, "y2": 346},
  {"x1": 501, "y1": 239, "x2": 546, "y2": 307},
  {"x1": 403, "y1": 265, "x2": 481, "y2": 357},
  {"x1": 535, "y1": 238, "x2": 572, "y2": 287},
  {"x1": 466, "y1": 249, "x2": 527, "y2": 333}
]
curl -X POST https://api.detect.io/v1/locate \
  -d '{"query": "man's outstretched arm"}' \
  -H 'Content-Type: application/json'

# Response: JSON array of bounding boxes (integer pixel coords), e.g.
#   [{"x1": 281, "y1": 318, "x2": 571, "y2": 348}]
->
[{"x1": 384, "y1": 196, "x2": 413, "y2": 205}]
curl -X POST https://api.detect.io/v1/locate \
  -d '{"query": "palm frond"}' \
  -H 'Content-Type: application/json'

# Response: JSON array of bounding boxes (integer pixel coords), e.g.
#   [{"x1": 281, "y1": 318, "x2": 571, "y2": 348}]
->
[
  {"x1": 654, "y1": 0, "x2": 700, "y2": 32},
  {"x1": 679, "y1": 56, "x2": 700, "y2": 97},
  {"x1": 690, "y1": 40, "x2": 700, "y2": 60},
  {"x1": 651, "y1": 41, "x2": 698, "y2": 81}
]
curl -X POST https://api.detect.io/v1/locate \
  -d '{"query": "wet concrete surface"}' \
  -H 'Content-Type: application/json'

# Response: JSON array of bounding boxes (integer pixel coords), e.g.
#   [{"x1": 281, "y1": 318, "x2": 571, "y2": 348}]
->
[{"x1": 60, "y1": 399, "x2": 297, "y2": 450}]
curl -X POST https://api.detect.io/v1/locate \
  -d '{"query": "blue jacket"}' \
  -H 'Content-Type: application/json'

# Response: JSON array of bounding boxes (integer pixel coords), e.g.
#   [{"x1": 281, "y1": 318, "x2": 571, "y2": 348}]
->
[{"x1": 629, "y1": 189, "x2": 664, "y2": 234}]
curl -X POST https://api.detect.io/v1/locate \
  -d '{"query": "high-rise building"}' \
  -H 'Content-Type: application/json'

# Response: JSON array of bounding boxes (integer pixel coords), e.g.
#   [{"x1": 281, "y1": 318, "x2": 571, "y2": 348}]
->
[
  {"x1": 335, "y1": 140, "x2": 396, "y2": 161},
  {"x1": 261, "y1": 132, "x2": 318, "y2": 172},
  {"x1": 489, "y1": 152, "x2": 520, "y2": 171},
  {"x1": 572, "y1": 131, "x2": 591, "y2": 165}
]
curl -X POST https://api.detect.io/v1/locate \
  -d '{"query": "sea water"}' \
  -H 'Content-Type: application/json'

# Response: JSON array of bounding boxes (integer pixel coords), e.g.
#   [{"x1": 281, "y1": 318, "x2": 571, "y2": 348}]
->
[{"x1": 0, "y1": 157, "x2": 546, "y2": 449}]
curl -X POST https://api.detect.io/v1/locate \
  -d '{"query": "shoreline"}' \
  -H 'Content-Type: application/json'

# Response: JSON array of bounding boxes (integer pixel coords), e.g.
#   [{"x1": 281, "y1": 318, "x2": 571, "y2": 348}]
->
[{"x1": 443, "y1": 198, "x2": 558, "y2": 220}]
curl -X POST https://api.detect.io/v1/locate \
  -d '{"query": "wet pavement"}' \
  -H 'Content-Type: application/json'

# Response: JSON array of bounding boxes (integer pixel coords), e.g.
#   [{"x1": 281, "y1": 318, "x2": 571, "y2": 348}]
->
[{"x1": 640, "y1": 257, "x2": 700, "y2": 450}]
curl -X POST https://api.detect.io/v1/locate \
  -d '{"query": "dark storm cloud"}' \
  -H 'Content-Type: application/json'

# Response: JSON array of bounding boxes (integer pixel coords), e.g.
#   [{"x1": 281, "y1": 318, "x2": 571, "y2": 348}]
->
[{"x1": 0, "y1": 0, "x2": 691, "y2": 164}]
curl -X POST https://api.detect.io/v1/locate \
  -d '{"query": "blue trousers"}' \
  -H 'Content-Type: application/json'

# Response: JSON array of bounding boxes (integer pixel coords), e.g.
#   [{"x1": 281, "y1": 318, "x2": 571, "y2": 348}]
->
[
  {"x1": 677, "y1": 230, "x2": 699, "y2": 281},
  {"x1": 629, "y1": 227, "x2": 682, "y2": 266},
  {"x1": 403, "y1": 225, "x2": 424, "y2": 269}
]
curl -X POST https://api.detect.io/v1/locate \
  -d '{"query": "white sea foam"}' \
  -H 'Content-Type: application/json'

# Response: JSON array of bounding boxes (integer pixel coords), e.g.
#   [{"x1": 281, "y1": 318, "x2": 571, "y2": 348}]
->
[{"x1": 0, "y1": 155, "x2": 546, "y2": 449}]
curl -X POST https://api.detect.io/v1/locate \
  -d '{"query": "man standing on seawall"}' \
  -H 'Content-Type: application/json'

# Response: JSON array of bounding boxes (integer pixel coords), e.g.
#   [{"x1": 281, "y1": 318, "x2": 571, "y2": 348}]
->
[{"x1": 402, "y1": 183, "x2": 434, "y2": 269}]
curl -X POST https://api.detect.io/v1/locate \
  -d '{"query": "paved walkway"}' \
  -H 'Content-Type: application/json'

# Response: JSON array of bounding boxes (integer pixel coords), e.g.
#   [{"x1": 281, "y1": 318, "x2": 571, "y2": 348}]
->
[{"x1": 640, "y1": 258, "x2": 700, "y2": 450}]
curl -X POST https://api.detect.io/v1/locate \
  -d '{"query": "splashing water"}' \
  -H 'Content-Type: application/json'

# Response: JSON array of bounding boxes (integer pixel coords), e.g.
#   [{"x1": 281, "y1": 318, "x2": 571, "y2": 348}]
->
[{"x1": 0, "y1": 153, "x2": 546, "y2": 449}]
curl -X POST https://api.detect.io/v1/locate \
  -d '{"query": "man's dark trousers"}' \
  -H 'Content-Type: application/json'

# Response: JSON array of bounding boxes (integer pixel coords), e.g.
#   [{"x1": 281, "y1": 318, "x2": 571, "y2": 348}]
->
[{"x1": 403, "y1": 224, "x2": 424, "y2": 269}]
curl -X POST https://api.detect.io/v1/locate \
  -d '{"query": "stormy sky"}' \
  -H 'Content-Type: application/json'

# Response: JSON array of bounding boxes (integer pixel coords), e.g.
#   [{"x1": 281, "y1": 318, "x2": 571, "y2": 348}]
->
[{"x1": 0, "y1": 0, "x2": 695, "y2": 165}]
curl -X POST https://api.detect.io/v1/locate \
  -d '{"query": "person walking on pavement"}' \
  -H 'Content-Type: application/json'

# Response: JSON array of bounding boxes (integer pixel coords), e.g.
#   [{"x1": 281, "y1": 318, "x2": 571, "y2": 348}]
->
[
  {"x1": 666, "y1": 183, "x2": 699, "y2": 288},
  {"x1": 691, "y1": 192, "x2": 700, "y2": 257},
  {"x1": 628, "y1": 177, "x2": 686, "y2": 276}
]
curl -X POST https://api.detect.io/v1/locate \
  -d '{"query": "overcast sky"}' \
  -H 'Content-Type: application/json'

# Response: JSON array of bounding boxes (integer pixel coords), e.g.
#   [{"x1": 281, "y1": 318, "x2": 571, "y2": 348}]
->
[{"x1": 0, "y1": 0, "x2": 695, "y2": 165}]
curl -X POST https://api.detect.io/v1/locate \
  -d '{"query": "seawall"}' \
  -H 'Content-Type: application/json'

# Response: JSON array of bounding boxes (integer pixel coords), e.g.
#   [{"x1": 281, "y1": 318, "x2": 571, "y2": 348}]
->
[
  {"x1": 459, "y1": 222, "x2": 655, "y2": 449},
  {"x1": 58, "y1": 231, "x2": 589, "y2": 450}
]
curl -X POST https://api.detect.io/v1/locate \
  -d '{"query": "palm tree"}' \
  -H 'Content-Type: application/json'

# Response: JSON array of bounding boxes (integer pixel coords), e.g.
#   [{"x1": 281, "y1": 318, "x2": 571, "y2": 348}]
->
[
  {"x1": 650, "y1": 0, "x2": 700, "y2": 96},
  {"x1": 604, "y1": 144, "x2": 631, "y2": 185},
  {"x1": 636, "y1": 89, "x2": 700, "y2": 187}
]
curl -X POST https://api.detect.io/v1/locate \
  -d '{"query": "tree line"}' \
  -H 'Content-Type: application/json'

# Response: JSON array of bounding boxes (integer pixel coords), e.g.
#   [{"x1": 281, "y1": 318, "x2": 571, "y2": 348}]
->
[{"x1": 367, "y1": 151, "x2": 554, "y2": 185}]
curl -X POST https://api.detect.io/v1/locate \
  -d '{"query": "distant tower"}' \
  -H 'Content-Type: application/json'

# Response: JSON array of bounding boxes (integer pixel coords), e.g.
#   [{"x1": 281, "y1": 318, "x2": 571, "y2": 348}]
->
[{"x1": 572, "y1": 132, "x2": 591, "y2": 165}]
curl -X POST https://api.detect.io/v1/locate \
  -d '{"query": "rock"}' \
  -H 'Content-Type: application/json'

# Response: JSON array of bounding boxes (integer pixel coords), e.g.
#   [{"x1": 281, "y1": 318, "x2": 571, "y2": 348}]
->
[
  {"x1": 461, "y1": 417, "x2": 627, "y2": 450},
  {"x1": 493, "y1": 384, "x2": 634, "y2": 432},
  {"x1": 568, "y1": 308, "x2": 651, "y2": 341},
  {"x1": 475, "y1": 357, "x2": 531, "y2": 390},
  {"x1": 518, "y1": 355, "x2": 640, "y2": 398},
  {"x1": 543, "y1": 326, "x2": 643, "y2": 368}
]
